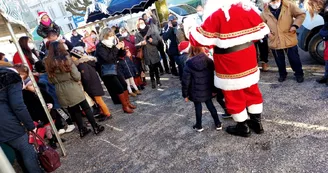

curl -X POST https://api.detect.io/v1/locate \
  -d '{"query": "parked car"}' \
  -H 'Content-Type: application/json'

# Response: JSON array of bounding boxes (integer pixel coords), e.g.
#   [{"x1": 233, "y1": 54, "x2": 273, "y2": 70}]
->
[
  {"x1": 297, "y1": 11, "x2": 325, "y2": 64},
  {"x1": 168, "y1": 4, "x2": 198, "y2": 24}
]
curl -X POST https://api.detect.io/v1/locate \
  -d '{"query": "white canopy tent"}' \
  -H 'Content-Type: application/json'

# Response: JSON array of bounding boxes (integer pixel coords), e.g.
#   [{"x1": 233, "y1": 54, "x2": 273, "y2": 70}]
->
[{"x1": 0, "y1": 9, "x2": 66, "y2": 172}]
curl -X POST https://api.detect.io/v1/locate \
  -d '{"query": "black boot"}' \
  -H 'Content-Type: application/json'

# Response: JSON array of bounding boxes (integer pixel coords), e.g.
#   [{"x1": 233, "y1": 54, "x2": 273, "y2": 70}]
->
[
  {"x1": 92, "y1": 104, "x2": 101, "y2": 117},
  {"x1": 246, "y1": 113, "x2": 264, "y2": 134},
  {"x1": 156, "y1": 78, "x2": 162, "y2": 87},
  {"x1": 226, "y1": 121, "x2": 251, "y2": 137},
  {"x1": 151, "y1": 80, "x2": 156, "y2": 89},
  {"x1": 93, "y1": 123, "x2": 105, "y2": 135},
  {"x1": 80, "y1": 127, "x2": 91, "y2": 138},
  {"x1": 316, "y1": 76, "x2": 328, "y2": 84}
]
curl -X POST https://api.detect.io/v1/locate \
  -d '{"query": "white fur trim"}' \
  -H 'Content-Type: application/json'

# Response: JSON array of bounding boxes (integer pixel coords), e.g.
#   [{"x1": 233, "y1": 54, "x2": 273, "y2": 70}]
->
[
  {"x1": 180, "y1": 44, "x2": 190, "y2": 54},
  {"x1": 214, "y1": 69, "x2": 260, "y2": 91},
  {"x1": 190, "y1": 24, "x2": 270, "y2": 49},
  {"x1": 232, "y1": 109, "x2": 248, "y2": 122},
  {"x1": 248, "y1": 103, "x2": 263, "y2": 114}
]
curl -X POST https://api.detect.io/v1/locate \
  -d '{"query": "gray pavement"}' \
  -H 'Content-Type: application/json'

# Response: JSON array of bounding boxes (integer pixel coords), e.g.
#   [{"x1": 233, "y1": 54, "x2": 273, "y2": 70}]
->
[{"x1": 50, "y1": 50, "x2": 328, "y2": 173}]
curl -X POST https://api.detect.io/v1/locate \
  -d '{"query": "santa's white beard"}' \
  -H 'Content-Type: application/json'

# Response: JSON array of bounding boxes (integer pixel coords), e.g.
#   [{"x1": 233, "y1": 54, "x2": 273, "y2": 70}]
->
[{"x1": 203, "y1": 0, "x2": 260, "y2": 21}]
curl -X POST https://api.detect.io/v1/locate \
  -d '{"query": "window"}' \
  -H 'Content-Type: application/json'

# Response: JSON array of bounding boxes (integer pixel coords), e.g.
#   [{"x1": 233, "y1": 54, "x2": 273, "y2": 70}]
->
[
  {"x1": 48, "y1": 7, "x2": 56, "y2": 18},
  {"x1": 68, "y1": 23, "x2": 74, "y2": 30},
  {"x1": 169, "y1": 5, "x2": 197, "y2": 16},
  {"x1": 59, "y1": 2, "x2": 67, "y2": 16}
]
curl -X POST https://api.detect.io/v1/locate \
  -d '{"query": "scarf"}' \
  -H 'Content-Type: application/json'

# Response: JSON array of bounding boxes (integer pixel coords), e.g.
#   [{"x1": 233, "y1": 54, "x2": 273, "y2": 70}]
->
[
  {"x1": 41, "y1": 19, "x2": 51, "y2": 27},
  {"x1": 138, "y1": 25, "x2": 149, "y2": 37},
  {"x1": 102, "y1": 37, "x2": 116, "y2": 48}
]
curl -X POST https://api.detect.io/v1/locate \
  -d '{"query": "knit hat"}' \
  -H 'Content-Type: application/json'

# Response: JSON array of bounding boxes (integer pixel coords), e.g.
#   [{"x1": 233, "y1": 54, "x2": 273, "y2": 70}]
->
[
  {"x1": 168, "y1": 15, "x2": 177, "y2": 21},
  {"x1": 178, "y1": 41, "x2": 190, "y2": 54},
  {"x1": 70, "y1": 46, "x2": 86, "y2": 59},
  {"x1": 38, "y1": 11, "x2": 48, "y2": 21}
]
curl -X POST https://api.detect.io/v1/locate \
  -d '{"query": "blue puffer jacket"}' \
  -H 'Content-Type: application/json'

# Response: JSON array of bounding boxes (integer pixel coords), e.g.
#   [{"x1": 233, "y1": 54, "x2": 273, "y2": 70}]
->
[
  {"x1": 0, "y1": 67, "x2": 35, "y2": 143},
  {"x1": 38, "y1": 73, "x2": 61, "y2": 109},
  {"x1": 117, "y1": 56, "x2": 138, "y2": 79},
  {"x1": 182, "y1": 53, "x2": 215, "y2": 102}
]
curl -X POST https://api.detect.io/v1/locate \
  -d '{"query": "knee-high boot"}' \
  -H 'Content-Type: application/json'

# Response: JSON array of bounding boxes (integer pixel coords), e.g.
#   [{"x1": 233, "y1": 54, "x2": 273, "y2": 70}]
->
[
  {"x1": 124, "y1": 90, "x2": 136, "y2": 109},
  {"x1": 118, "y1": 93, "x2": 134, "y2": 113}
]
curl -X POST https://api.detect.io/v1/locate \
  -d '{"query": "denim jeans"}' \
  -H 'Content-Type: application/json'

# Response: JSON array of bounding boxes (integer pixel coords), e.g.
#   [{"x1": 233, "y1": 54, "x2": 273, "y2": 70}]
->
[
  {"x1": 5, "y1": 134, "x2": 43, "y2": 173},
  {"x1": 193, "y1": 99, "x2": 221, "y2": 128},
  {"x1": 324, "y1": 61, "x2": 328, "y2": 78},
  {"x1": 271, "y1": 45, "x2": 304, "y2": 78}
]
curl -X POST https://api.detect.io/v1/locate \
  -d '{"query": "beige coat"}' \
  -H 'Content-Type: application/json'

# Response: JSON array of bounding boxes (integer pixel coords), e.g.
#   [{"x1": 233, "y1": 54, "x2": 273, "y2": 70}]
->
[
  {"x1": 48, "y1": 61, "x2": 85, "y2": 108},
  {"x1": 261, "y1": 0, "x2": 305, "y2": 49}
]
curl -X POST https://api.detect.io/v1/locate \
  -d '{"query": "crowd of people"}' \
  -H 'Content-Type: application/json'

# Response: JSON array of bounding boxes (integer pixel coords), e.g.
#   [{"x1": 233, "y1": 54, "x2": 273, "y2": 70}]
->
[{"x1": 1, "y1": 0, "x2": 328, "y2": 172}]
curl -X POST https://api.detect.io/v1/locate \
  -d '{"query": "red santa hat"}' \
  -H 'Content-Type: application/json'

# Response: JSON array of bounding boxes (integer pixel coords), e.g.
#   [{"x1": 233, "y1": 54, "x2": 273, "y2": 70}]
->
[
  {"x1": 178, "y1": 41, "x2": 190, "y2": 54},
  {"x1": 38, "y1": 11, "x2": 48, "y2": 21}
]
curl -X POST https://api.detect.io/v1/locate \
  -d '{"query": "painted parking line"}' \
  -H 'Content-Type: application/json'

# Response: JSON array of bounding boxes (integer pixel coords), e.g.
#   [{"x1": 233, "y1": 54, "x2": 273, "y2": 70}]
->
[
  {"x1": 105, "y1": 124, "x2": 123, "y2": 132},
  {"x1": 103, "y1": 96, "x2": 111, "y2": 99},
  {"x1": 100, "y1": 139, "x2": 127, "y2": 152},
  {"x1": 258, "y1": 82, "x2": 279, "y2": 85},
  {"x1": 265, "y1": 119, "x2": 328, "y2": 131},
  {"x1": 135, "y1": 101, "x2": 156, "y2": 106}
]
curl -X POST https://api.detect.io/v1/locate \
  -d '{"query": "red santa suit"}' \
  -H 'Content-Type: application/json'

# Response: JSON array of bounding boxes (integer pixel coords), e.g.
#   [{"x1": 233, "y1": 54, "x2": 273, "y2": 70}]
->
[{"x1": 189, "y1": 0, "x2": 270, "y2": 123}]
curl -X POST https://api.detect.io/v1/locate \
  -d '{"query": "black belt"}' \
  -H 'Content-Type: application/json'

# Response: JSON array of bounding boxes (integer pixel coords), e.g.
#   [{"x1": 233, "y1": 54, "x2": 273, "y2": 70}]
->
[{"x1": 214, "y1": 42, "x2": 253, "y2": 54}]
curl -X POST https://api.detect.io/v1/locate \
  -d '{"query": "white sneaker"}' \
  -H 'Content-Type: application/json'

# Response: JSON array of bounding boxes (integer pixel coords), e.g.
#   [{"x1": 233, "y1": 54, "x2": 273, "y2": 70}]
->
[
  {"x1": 58, "y1": 129, "x2": 66, "y2": 135},
  {"x1": 65, "y1": 125, "x2": 75, "y2": 133}
]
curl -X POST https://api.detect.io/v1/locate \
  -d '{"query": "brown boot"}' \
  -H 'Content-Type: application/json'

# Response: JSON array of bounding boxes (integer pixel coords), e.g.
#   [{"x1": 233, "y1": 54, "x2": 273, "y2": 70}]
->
[
  {"x1": 129, "y1": 92, "x2": 137, "y2": 97},
  {"x1": 118, "y1": 93, "x2": 133, "y2": 113},
  {"x1": 124, "y1": 90, "x2": 137, "y2": 109},
  {"x1": 134, "y1": 90, "x2": 141, "y2": 95},
  {"x1": 261, "y1": 63, "x2": 269, "y2": 72}
]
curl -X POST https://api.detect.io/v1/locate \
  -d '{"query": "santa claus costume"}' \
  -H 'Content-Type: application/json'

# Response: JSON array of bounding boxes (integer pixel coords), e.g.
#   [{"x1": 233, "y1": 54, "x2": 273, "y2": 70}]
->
[{"x1": 189, "y1": 0, "x2": 270, "y2": 137}]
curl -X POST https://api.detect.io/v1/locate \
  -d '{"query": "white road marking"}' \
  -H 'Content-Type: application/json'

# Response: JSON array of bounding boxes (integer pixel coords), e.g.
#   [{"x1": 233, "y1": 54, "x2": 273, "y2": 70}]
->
[
  {"x1": 312, "y1": 73, "x2": 324, "y2": 76},
  {"x1": 100, "y1": 139, "x2": 127, "y2": 152},
  {"x1": 135, "y1": 101, "x2": 156, "y2": 106},
  {"x1": 265, "y1": 119, "x2": 328, "y2": 131},
  {"x1": 175, "y1": 114, "x2": 185, "y2": 117},
  {"x1": 145, "y1": 77, "x2": 170, "y2": 81},
  {"x1": 157, "y1": 88, "x2": 164, "y2": 91},
  {"x1": 258, "y1": 82, "x2": 278, "y2": 85},
  {"x1": 103, "y1": 96, "x2": 111, "y2": 99},
  {"x1": 105, "y1": 124, "x2": 123, "y2": 132}
]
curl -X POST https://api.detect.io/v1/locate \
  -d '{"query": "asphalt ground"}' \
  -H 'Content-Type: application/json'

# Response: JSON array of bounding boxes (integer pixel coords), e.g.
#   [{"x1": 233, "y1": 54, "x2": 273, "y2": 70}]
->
[{"x1": 16, "y1": 49, "x2": 328, "y2": 173}]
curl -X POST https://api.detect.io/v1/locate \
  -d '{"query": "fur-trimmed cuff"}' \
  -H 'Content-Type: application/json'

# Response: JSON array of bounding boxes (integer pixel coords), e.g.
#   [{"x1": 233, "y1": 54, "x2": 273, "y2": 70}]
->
[
  {"x1": 248, "y1": 103, "x2": 263, "y2": 114},
  {"x1": 190, "y1": 24, "x2": 270, "y2": 49},
  {"x1": 232, "y1": 109, "x2": 248, "y2": 122},
  {"x1": 214, "y1": 69, "x2": 260, "y2": 91}
]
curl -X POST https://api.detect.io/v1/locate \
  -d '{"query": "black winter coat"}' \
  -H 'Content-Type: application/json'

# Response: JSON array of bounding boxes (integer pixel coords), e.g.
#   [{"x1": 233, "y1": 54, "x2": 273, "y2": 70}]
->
[
  {"x1": 74, "y1": 56, "x2": 105, "y2": 97},
  {"x1": 117, "y1": 56, "x2": 138, "y2": 79},
  {"x1": 96, "y1": 42, "x2": 119, "y2": 66},
  {"x1": 37, "y1": 21, "x2": 61, "y2": 38},
  {"x1": 182, "y1": 53, "x2": 215, "y2": 102},
  {"x1": 71, "y1": 34, "x2": 85, "y2": 47},
  {"x1": 22, "y1": 87, "x2": 54, "y2": 124},
  {"x1": 163, "y1": 25, "x2": 180, "y2": 56},
  {"x1": 0, "y1": 67, "x2": 35, "y2": 143}
]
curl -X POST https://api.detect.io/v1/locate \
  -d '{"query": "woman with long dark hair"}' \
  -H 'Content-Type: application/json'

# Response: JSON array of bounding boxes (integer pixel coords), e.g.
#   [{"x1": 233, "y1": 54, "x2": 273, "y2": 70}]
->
[
  {"x1": 95, "y1": 28, "x2": 136, "y2": 114},
  {"x1": 13, "y1": 36, "x2": 37, "y2": 70},
  {"x1": 45, "y1": 41, "x2": 104, "y2": 138}
]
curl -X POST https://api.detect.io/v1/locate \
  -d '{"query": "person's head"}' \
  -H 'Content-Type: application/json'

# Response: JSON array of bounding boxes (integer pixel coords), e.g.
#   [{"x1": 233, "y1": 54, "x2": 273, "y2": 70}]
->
[
  {"x1": 99, "y1": 28, "x2": 115, "y2": 41},
  {"x1": 196, "y1": 5, "x2": 204, "y2": 16},
  {"x1": 70, "y1": 46, "x2": 86, "y2": 59},
  {"x1": 47, "y1": 30, "x2": 59, "y2": 42},
  {"x1": 263, "y1": 0, "x2": 281, "y2": 9},
  {"x1": 91, "y1": 30, "x2": 97, "y2": 35},
  {"x1": 168, "y1": 15, "x2": 178, "y2": 27},
  {"x1": 18, "y1": 36, "x2": 35, "y2": 64},
  {"x1": 45, "y1": 41, "x2": 72, "y2": 78},
  {"x1": 188, "y1": 45, "x2": 205, "y2": 57},
  {"x1": 304, "y1": 0, "x2": 326, "y2": 18},
  {"x1": 83, "y1": 30, "x2": 90, "y2": 37},
  {"x1": 0, "y1": 52, "x2": 5, "y2": 61},
  {"x1": 178, "y1": 41, "x2": 190, "y2": 55},
  {"x1": 72, "y1": 29, "x2": 78, "y2": 36},
  {"x1": 34, "y1": 60, "x2": 46, "y2": 73},
  {"x1": 38, "y1": 11, "x2": 50, "y2": 23},
  {"x1": 142, "y1": 13, "x2": 149, "y2": 22},
  {"x1": 13, "y1": 64, "x2": 29, "y2": 80},
  {"x1": 137, "y1": 18, "x2": 147, "y2": 30},
  {"x1": 119, "y1": 27, "x2": 129, "y2": 37}
]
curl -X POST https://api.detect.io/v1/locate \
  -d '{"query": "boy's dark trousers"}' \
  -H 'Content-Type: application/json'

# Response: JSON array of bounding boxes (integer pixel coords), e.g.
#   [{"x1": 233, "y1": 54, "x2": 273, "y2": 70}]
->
[
  {"x1": 216, "y1": 89, "x2": 229, "y2": 115},
  {"x1": 157, "y1": 40, "x2": 170, "y2": 73},
  {"x1": 271, "y1": 45, "x2": 304, "y2": 78},
  {"x1": 256, "y1": 38, "x2": 269, "y2": 63},
  {"x1": 193, "y1": 99, "x2": 220, "y2": 128}
]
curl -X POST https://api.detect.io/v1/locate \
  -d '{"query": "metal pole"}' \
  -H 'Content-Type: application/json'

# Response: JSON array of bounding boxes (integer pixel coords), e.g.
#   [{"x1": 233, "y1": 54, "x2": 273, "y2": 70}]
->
[
  {"x1": 0, "y1": 147, "x2": 15, "y2": 173},
  {"x1": 4, "y1": 18, "x2": 67, "y2": 157}
]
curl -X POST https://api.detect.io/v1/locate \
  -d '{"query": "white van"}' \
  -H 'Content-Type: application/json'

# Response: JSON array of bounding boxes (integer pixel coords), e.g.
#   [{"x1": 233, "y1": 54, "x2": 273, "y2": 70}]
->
[
  {"x1": 168, "y1": 4, "x2": 199, "y2": 24},
  {"x1": 297, "y1": 11, "x2": 324, "y2": 64}
]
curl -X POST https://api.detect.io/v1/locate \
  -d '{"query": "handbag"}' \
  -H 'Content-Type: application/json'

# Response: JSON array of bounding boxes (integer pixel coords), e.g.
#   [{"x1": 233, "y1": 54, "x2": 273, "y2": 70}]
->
[
  {"x1": 101, "y1": 63, "x2": 117, "y2": 76},
  {"x1": 31, "y1": 131, "x2": 61, "y2": 172}
]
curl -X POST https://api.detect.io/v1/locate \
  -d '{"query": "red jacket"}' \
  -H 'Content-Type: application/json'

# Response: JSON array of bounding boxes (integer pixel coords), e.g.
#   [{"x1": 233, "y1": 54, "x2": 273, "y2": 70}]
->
[
  {"x1": 123, "y1": 35, "x2": 137, "y2": 57},
  {"x1": 13, "y1": 52, "x2": 33, "y2": 70}
]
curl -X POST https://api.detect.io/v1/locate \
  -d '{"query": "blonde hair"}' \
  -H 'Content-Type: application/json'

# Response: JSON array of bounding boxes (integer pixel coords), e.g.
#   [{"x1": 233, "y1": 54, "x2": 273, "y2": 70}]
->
[
  {"x1": 99, "y1": 28, "x2": 115, "y2": 41},
  {"x1": 188, "y1": 45, "x2": 205, "y2": 58}
]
